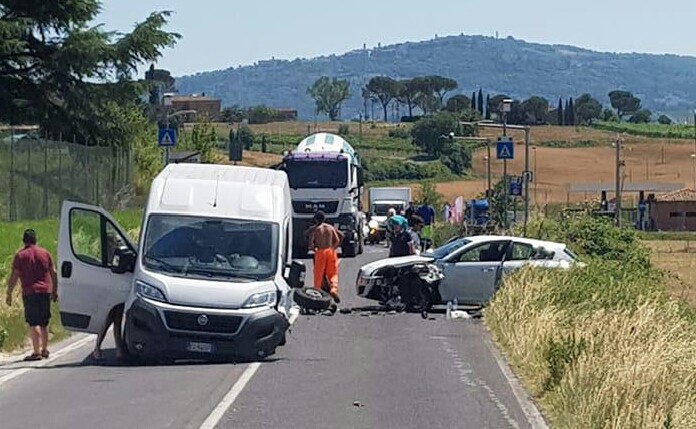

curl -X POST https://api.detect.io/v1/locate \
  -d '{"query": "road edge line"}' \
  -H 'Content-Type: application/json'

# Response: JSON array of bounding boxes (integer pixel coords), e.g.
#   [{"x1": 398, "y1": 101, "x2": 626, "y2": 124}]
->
[
  {"x1": 0, "y1": 334, "x2": 93, "y2": 387},
  {"x1": 485, "y1": 338, "x2": 549, "y2": 429}
]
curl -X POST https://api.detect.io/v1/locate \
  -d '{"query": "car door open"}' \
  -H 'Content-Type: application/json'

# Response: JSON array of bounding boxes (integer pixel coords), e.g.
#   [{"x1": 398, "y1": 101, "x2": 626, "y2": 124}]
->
[{"x1": 58, "y1": 201, "x2": 137, "y2": 334}]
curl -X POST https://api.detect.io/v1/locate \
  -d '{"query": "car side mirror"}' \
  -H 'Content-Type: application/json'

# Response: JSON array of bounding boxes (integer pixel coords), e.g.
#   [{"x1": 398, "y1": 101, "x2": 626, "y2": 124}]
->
[
  {"x1": 111, "y1": 248, "x2": 136, "y2": 274},
  {"x1": 286, "y1": 260, "x2": 306, "y2": 288}
]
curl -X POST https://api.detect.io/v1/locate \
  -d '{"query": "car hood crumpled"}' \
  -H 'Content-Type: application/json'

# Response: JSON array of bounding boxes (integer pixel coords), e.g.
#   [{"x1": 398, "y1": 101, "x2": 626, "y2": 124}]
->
[{"x1": 359, "y1": 255, "x2": 434, "y2": 276}]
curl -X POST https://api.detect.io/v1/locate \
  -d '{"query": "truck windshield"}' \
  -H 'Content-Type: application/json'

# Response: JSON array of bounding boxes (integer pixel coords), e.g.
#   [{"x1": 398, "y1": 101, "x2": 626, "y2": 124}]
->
[
  {"x1": 285, "y1": 159, "x2": 348, "y2": 189},
  {"x1": 142, "y1": 215, "x2": 279, "y2": 282},
  {"x1": 373, "y1": 203, "x2": 404, "y2": 216}
]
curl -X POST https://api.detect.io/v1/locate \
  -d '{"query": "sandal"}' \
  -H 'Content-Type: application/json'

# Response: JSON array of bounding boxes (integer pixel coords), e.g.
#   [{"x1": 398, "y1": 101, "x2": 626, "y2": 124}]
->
[
  {"x1": 41, "y1": 350, "x2": 50, "y2": 359},
  {"x1": 23, "y1": 353, "x2": 42, "y2": 362}
]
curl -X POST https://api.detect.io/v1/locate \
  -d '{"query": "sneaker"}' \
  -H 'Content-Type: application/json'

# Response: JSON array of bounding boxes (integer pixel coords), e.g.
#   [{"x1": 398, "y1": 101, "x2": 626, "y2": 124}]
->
[
  {"x1": 40, "y1": 349, "x2": 50, "y2": 359},
  {"x1": 23, "y1": 353, "x2": 42, "y2": 362}
]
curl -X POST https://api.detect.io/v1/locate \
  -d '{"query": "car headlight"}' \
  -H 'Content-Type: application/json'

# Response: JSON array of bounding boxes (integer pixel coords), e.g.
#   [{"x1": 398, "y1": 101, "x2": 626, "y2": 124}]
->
[
  {"x1": 243, "y1": 291, "x2": 277, "y2": 309},
  {"x1": 136, "y1": 280, "x2": 166, "y2": 302},
  {"x1": 368, "y1": 220, "x2": 379, "y2": 229}
]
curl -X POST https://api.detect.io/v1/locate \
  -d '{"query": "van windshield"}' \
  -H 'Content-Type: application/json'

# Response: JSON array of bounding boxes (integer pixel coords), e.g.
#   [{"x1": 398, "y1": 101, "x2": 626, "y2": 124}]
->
[
  {"x1": 142, "y1": 215, "x2": 279, "y2": 282},
  {"x1": 373, "y1": 203, "x2": 404, "y2": 216}
]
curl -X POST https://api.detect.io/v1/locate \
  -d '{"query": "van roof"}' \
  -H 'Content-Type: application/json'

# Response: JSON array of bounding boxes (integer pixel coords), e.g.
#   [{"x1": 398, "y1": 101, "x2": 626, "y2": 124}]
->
[{"x1": 147, "y1": 163, "x2": 288, "y2": 222}]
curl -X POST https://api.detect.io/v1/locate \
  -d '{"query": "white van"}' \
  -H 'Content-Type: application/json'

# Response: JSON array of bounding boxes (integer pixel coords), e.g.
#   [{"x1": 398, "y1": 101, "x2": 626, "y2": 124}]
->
[{"x1": 57, "y1": 164, "x2": 306, "y2": 362}]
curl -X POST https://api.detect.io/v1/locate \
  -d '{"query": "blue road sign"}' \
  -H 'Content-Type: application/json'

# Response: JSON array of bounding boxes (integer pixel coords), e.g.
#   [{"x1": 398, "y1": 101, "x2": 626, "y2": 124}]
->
[
  {"x1": 496, "y1": 136, "x2": 514, "y2": 160},
  {"x1": 158, "y1": 128, "x2": 177, "y2": 147},
  {"x1": 509, "y1": 180, "x2": 522, "y2": 196}
]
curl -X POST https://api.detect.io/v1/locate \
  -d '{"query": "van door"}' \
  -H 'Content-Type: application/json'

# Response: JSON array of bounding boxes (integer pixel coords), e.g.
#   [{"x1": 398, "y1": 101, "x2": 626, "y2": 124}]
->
[{"x1": 57, "y1": 201, "x2": 137, "y2": 334}]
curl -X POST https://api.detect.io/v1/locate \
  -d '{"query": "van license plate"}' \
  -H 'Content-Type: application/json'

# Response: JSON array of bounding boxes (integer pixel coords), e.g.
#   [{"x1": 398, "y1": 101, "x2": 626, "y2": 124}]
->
[{"x1": 187, "y1": 341, "x2": 213, "y2": 353}]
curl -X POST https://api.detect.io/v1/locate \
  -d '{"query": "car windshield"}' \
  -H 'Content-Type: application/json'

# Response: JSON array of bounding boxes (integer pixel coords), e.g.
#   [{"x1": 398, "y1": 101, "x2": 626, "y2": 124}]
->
[
  {"x1": 430, "y1": 238, "x2": 471, "y2": 260},
  {"x1": 142, "y1": 215, "x2": 279, "y2": 282},
  {"x1": 285, "y1": 159, "x2": 348, "y2": 189},
  {"x1": 373, "y1": 203, "x2": 404, "y2": 216}
]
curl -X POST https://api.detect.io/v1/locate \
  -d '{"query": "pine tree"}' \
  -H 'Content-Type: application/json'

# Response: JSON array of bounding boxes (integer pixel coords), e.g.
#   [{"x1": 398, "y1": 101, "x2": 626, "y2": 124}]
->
[
  {"x1": 485, "y1": 94, "x2": 491, "y2": 120},
  {"x1": 471, "y1": 92, "x2": 476, "y2": 110},
  {"x1": 477, "y1": 89, "x2": 484, "y2": 115},
  {"x1": 558, "y1": 98, "x2": 564, "y2": 126}
]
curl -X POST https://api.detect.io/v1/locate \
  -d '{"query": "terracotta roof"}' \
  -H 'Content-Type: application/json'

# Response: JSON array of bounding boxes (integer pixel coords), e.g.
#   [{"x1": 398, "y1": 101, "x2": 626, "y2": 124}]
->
[{"x1": 655, "y1": 188, "x2": 696, "y2": 202}]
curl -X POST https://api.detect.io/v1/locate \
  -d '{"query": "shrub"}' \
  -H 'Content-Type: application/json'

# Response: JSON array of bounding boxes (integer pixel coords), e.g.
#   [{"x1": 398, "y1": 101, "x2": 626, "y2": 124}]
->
[
  {"x1": 388, "y1": 127, "x2": 411, "y2": 139},
  {"x1": 338, "y1": 123, "x2": 350, "y2": 136}
]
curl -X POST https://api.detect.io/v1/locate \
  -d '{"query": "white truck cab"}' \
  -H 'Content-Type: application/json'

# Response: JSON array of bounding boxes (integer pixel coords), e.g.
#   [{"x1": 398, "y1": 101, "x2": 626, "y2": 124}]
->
[{"x1": 57, "y1": 164, "x2": 305, "y2": 362}]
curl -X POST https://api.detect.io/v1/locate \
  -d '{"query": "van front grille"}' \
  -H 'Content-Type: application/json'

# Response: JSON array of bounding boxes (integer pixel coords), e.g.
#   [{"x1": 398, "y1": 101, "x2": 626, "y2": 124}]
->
[{"x1": 163, "y1": 311, "x2": 243, "y2": 334}]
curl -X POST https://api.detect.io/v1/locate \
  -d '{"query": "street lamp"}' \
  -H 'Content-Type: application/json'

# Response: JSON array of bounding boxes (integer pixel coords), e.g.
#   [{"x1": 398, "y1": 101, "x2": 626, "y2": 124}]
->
[
  {"x1": 532, "y1": 146, "x2": 537, "y2": 206},
  {"x1": 501, "y1": 99, "x2": 512, "y2": 228}
]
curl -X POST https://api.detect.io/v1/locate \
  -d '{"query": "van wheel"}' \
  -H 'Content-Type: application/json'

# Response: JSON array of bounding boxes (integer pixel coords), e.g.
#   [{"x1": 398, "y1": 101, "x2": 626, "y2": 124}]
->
[
  {"x1": 293, "y1": 288, "x2": 333, "y2": 311},
  {"x1": 358, "y1": 237, "x2": 364, "y2": 255},
  {"x1": 342, "y1": 242, "x2": 357, "y2": 258}
]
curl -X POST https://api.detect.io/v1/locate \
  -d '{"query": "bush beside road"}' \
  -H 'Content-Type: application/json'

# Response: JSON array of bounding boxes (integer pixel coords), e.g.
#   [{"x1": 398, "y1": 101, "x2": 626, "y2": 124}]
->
[
  {"x1": 0, "y1": 211, "x2": 142, "y2": 352},
  {"x1": 484, "y1": 216, "x2": 696, "y2": 428}
]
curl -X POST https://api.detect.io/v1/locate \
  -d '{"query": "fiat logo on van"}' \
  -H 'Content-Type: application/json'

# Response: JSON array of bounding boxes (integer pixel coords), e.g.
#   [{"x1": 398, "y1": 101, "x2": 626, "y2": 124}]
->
[{"x1": 197, "y1": 314, "x2": 209, "y2": 326}]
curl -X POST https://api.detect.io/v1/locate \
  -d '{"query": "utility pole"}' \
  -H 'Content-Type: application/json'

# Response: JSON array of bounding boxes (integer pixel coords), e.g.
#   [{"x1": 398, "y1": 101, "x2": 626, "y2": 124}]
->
[
  {"x1": 615, "y1": 135, "x2": 622, "y2": 227},
  {"x1": 523, "y1": 126, "x2": 530, "y2": 237},
  {"x1": 486, "y1": 140, "x2": 492, "y2": 197}
]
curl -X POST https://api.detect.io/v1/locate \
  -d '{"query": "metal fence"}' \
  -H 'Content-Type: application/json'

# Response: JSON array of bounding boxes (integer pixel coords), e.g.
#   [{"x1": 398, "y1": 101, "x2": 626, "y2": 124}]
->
[{"x1": 0, "y1": 133, "x2": 133, "y2": 222}]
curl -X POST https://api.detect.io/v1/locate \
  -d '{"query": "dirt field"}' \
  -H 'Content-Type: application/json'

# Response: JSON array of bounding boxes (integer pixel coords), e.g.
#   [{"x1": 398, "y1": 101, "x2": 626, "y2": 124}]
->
[{"x1": 647, "y1": 240, "x2": 696, "y2": 308}]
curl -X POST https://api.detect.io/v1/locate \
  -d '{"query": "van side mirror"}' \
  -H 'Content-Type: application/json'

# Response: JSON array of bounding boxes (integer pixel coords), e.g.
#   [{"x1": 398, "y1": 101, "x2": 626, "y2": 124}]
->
[
  {"x1": 285, "y1": 260, "x2": 306, "y2": 288},
  {"x1": 357, "y1": 167, "x2": 364, "y2": 187},
  {"x1": 111, "y1": 248, "x2": 136, "y2": 274}
]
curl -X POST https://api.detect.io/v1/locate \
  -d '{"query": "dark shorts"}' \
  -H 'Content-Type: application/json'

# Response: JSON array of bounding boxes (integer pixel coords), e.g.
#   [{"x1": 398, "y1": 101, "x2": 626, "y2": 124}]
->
[{"x1": 23, "y1": 294, "x2": 51, "y2": 327}]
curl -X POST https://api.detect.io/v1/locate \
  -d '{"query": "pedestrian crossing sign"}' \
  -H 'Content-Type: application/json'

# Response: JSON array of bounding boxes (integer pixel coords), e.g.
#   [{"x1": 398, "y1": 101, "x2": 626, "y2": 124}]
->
[
  {"x1": 496, "y1": 136, "x2": 514, "y2": 160},
  {"x1": 158, "y1": 128, "x2": 177, "y2": 147}
]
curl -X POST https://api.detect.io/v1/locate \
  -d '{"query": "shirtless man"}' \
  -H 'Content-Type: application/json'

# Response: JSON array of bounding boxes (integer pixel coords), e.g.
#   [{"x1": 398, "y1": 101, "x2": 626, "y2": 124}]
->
[{"x1": 306, "y1": 211, "x2": 344, "y2": 303}]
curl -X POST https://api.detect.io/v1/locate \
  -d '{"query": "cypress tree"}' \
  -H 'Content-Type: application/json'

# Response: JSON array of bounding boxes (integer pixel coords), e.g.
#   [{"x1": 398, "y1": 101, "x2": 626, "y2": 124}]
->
[
  {"x1": 485, "y1": 94, "x2": 491, "y2": 119},
  {"x1": 471, "y1": 92, "x2": 476, "y2": 110},
  {"x1": 477, "y1": 89, "x2": 484, "y2": 115},
  {"x1": 568, "y1": 97, "x2": 575, "y2": 125},
  {"x1": 564, "y1": 99, "x2": 570, "y2": 125},
  {"x1": 557, "y1": 98, "x2": 564, "y2": 126}
]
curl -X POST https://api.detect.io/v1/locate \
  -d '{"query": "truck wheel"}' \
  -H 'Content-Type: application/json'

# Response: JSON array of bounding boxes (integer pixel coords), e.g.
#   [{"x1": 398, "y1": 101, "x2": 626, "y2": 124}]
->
[
  {"x1": 342, "y1": 242, "x2": 357, "y2": 257},
  {"x1": 293, "y1": 288, "x2": 333, "y2": 311}
]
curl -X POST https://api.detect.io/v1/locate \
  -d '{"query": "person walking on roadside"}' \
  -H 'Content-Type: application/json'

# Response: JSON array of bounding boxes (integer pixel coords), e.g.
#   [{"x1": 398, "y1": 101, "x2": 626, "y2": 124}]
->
[
  {"x1": 5, "y1": 229, "x2": 57, "y2": 361},
  {"x1": 306, "y1": 211, "x2": 344, "y2": 303},
  {"x1": 409, "y1": 215, "x2": 425, "y2": 254},
  {"x1": 388, "y1": 215, "x2": 415, "y2": 257},
  {"x1": 417, "y1": 201, "x2": 436, "y2": 249}
]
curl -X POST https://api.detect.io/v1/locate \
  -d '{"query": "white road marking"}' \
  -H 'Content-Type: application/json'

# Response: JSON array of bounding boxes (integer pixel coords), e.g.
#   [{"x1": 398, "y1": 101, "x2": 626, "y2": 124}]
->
[
  {"x1": 0, "y1": 334, "x2": 93, "y2": 388},
  {"x1": 198, "y1": 302, "x2": 304, "y2": 429},
  {"x1": 485, "y1": 339, "x2": 549, "y2": 429}
]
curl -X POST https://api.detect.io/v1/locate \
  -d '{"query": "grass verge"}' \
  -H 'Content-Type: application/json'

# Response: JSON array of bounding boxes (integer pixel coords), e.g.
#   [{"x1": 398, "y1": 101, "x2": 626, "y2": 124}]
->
[
  {"x1": 0, "y1": 210, "x2": 142, "y2": 352},
  {"x1": 483, "y1": 216, "x2": 696, "y2": 428}
]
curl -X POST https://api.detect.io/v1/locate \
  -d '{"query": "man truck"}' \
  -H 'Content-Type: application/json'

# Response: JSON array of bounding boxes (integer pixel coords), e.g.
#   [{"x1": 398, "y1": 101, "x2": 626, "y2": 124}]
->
[{"x1": 280, "y1": 132, "x2": 365, "y2": 258}]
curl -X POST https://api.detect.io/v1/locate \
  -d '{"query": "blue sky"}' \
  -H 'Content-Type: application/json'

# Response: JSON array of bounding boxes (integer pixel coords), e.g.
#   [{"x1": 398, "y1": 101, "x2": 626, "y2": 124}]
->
[{"x1": 98, "y1": 0, "x2": 695, "y2": 76}]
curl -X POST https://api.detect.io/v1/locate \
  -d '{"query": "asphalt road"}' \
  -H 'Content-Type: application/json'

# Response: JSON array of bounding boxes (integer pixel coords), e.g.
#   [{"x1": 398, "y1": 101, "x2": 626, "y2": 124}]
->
[{"x1": 0, "y1": 245, "x2": 537, "y2": 429}]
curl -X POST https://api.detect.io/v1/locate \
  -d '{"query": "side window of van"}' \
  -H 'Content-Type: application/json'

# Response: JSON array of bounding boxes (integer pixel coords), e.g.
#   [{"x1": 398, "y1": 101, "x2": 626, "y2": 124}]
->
[{"x1": 70, "y1": 208, "x2": 129, "y2": 268}]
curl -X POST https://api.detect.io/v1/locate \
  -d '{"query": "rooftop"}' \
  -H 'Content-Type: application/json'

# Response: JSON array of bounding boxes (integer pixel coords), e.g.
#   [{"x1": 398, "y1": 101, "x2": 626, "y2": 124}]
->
[{"x1": 654, "y1": 188, "x2": 696, "y2": 202}]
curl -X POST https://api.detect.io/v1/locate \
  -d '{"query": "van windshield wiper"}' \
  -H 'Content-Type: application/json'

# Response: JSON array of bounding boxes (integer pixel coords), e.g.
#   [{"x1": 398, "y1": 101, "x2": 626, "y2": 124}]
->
[{"x1": 144, "y1": 255, "x2": 182, "y2": 273}]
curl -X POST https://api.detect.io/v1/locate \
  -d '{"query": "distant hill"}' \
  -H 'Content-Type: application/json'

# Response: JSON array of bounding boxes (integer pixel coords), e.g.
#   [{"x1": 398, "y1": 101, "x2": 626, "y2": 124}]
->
[{"x1": 175, "y1": 34, "x2": 696, "y2": 121}]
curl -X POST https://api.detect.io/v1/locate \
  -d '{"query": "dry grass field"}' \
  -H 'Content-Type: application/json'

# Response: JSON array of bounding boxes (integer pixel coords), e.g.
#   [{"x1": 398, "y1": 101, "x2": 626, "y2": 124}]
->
[{"x1": 647, "y1": 240, "x2": 696, "y2": 308}]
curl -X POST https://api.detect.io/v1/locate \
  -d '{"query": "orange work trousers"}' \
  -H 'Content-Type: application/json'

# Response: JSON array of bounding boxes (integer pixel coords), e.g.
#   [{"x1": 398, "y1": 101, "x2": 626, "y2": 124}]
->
[{"x1": 313, "y1": 248, "x2": 339, "y2": 294}]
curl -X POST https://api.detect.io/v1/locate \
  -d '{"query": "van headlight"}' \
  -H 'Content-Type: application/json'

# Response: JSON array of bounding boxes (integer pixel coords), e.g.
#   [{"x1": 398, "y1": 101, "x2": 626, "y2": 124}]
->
[
  {"x1": 243, "y1": 291, "x2": 277, "y2": 309},
  {"x1": 136, "y1": 281, "x2": 166, "y2": 302}
]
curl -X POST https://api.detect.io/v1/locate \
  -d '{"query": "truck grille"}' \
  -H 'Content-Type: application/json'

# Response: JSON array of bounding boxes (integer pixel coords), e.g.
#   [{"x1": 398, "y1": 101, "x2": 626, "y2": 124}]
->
[
  {"x1": 292, "y1": 200, "x2": 339, "y2": 214},
  {"x1": 164, "y1": 311, "x2": 243, "y2": 334}
]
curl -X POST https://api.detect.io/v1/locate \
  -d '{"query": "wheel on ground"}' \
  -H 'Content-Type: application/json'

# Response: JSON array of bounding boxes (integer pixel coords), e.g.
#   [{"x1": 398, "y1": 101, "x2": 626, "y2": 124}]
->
[
  {"x1": 293, "y1": 287, "x2": 333, "y2": 311},
  {"x1": 358, "y1": 236, "x2": 364, "y2": 254}
]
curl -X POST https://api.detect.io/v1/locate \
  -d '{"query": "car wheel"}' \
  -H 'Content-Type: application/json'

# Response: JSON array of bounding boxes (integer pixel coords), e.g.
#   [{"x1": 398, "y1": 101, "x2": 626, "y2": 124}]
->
[{"x1": 293, "y1": 287, "x2": 333, "y2": 311}]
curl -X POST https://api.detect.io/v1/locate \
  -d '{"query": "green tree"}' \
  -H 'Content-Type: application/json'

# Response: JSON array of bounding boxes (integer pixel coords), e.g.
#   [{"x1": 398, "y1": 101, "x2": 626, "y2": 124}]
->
[
  {"x1": 364, "y1": 76, "x2": 400, "y2": 122},
  {"x1": 471, "y1": 92, "x2": 477, "y2": 110},
  {"x1": 477, "y1": 89, "x2": 484, "y2": 115},
  {"x1": 307, "y1": 76, "x2": 350, "y2": 121},
  {"x1": 557, "y1": 98, "x2": 564, "y2": 126},
  {"x1": 427, "y1": 75, "x2": 458, "y2": 105},
  {"x1": 608, "y1": 90, "x2": 641, "y2": 120},
  {"x1": 602, "y1": 108, "x2": 620, "y2": 122},
  {"x1": 485, "y1": 94, "x2": 491, "y2": 120},
  {"x1": 487, "y1": 94, "x2": 510, "y2": 119},
  {"x1": 657, "y1": 114, "x2": 673, "y2": 125},
  {"x1": 574, "y1": 94, "x2": 603, "y2": 125},
  {"x1": 445, "y1": 94, "x2": 472, "y2": 113},
  {"x1": 0, "y1": 1, "x2": 180, "y2": 143},
  {"x1": 629, "y1": 109, "x2": 652, "y2": 124},
  {"x1": 411, "y1": 111, "x2": 464, "y2": 156},
  {"x1": 520, "y1": 96, "x2": 549, "y2": 124},
  {"x1": 397, "y1": 79, "x2": 419, "y2": 118}
]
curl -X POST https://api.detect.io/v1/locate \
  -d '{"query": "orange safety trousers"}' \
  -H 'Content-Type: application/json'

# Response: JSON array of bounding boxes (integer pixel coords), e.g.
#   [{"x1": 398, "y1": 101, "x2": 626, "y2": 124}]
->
[{"x1": 313, "y1": 248, "x2": 339, "y2": 294}]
